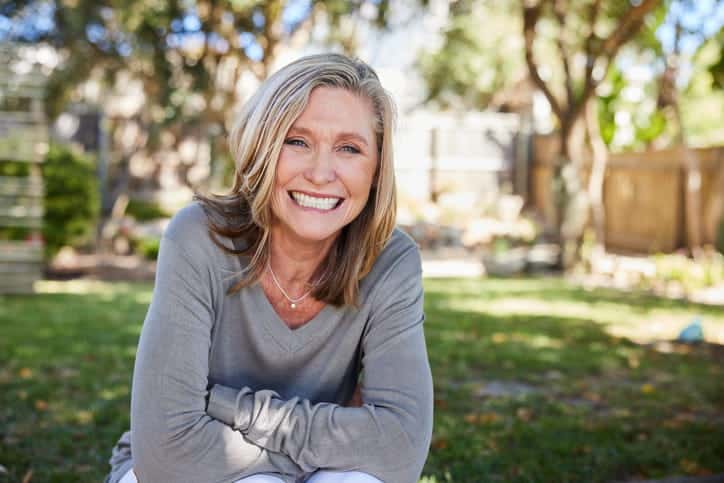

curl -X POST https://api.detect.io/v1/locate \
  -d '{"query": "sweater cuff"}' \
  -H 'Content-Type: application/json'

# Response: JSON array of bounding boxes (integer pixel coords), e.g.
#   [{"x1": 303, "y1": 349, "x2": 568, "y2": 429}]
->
[{"x1": 207, "y1": 384, "x2": 254, "y2": 432}]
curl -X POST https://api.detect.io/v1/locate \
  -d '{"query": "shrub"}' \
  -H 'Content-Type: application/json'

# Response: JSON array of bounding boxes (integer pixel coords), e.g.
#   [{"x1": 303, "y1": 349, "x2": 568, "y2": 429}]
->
[
  {"x1": 42, "y1": 144, "x2": 100, "y2": 259},
  {"x1": 125, "y1": 199, "x2": 170, "y2": 221},
  {"x1": 717, "y1": 216, "x2": 724, "y2": 256},
  {"x1": 135, "y1": 237, "x2": 160, "y2": 260}
]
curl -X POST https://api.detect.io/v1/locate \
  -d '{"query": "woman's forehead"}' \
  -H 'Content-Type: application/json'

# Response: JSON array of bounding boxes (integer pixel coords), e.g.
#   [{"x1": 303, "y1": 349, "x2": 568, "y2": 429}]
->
[{"x1": 291, "y1": 87, "x2": 376, "y2": 134}]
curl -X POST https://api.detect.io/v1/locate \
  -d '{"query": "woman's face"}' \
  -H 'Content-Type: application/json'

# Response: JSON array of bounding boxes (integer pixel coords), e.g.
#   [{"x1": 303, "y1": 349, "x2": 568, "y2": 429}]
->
[{"x1": 270, "y1": 86, "x2": 379, "y2": 249}]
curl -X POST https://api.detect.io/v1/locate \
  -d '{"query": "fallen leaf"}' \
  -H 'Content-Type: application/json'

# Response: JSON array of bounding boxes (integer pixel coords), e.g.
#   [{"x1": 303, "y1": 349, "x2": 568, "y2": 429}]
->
[
  {"x1": 576, "y1": 445, "x2": 592, "y2": 454},
  {"x1": 22, "y1": 469, "x2": 33, "y2": 483},
  {"x1": 675, "y1": 412, "x2": 696, "y2": 422},
  {"x1": 464, "y1": 412, "x2": 500, "y2": 425},
  {"x1": 516, "y1": 408, "x2": 533, "y2": 422},
  {"x1": 464, "y1": 413, "x2": 477, "y2": 424},
  {"x1": 18, "y1": 368, "x2": 32, "y2": 379},
  {"x1": 680, "y1": 459, "x2": 700, "y2": 474},
  {"x1": 34, "y1": 400, "x2": 48, "y2": 411},
  {"x1": 491, "y1": 333, "x2": 507, "y2": 343},
  {"x1": 641, "y1": 383, "x2": 655, "y2": 394},
  {"x1": 431, "y1": 438, "x2": 448, "y2": 450}
]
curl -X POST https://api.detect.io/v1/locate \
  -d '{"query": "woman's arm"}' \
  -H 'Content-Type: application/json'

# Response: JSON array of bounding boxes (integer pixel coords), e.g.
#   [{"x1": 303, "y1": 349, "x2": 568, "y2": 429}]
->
[
  {"x1": 131, "y1": 233, "x2": 302, "y2": 483},
  {"x1": 206, "y1": 249, "x2": 434, "y2": 483}
]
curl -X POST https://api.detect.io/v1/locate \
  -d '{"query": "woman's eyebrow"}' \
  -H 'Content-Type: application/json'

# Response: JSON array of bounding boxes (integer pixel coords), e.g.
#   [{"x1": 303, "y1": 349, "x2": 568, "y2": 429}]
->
[
  {"x1": 288, "y1": 126, "x2": 370, "y2": 147},
  {"x1": 337, "y1": 132, "x2": 369, "y2": 146}
]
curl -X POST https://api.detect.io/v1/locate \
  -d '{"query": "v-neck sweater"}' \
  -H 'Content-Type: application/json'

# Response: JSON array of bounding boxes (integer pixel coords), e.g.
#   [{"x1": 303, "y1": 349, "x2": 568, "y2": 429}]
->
[{"x1": 106, "y1": 203, "x2": 433, "y2": 483}]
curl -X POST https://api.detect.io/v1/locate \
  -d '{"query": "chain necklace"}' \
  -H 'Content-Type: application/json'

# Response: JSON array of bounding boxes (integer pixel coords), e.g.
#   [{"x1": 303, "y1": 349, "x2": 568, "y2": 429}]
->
[{"x1": 267, "y1": 260, "x2": 314, "y2": 309}]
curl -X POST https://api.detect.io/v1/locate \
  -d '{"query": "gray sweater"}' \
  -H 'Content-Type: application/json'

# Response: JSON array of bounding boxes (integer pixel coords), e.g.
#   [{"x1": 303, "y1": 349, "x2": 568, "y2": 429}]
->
[{"x1": 106, "y1": 203, "x2": 433, "y2": 483}]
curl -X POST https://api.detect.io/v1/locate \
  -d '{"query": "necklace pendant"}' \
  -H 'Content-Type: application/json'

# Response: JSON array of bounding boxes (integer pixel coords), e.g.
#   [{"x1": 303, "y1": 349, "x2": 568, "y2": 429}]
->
[{"x1": 290, "y1": 303, "x2": 297, "y2": 309}]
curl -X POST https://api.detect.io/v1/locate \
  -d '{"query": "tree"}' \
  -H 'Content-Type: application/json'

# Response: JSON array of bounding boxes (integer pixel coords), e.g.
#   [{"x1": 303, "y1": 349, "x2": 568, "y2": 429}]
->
[
  {"x1": 2, "y1": 0, "x2": 402, "y2": 216},
  {"x1": 522, "y1": 0, "x2": 661, "y2": 266},
  {"x1": 419, "y1": 1, "x2": 661, "y2": 265},
  {"x1": 418, "y1": 1, "x2": 527, "y2": 111}
]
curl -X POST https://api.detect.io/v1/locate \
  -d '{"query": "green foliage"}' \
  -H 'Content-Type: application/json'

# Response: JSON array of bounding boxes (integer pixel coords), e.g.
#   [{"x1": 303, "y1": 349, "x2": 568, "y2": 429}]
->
[
  {"x1": 598, "y1": 65, "x2": 667, "y2": 151},
  {"x1": 0, "y1": 160, "x2": 31, "y2": 177},
  {"x1": 681, "y1": 25, "x2": 724, "y2": 147},
  {"x1": 134, "y1": 237, "x2": 161, "y2": 260},
  {"x1": 716, "y1": 216, "x2": 724, "y2": 255},
  {"x1": 418, "y1": 1, "x2": 525, "y2": 110},
  {"x1": 42, "y1": 144, "x2": 100, "y2": 258},
  {"x1": 652, "y1": 251, "x2": 724, "y2": 292},
  {"x1": 125, "y1": 199, "x2": 170, "y2": 222},
  {"x1": 0, "y1": 161, "x2": 34, "y2": 242}
]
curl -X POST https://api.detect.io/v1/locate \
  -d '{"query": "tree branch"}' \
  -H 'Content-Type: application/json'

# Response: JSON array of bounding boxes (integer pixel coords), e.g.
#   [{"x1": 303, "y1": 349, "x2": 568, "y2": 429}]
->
[
  {"x1": 523, "y1": 1, "x2": 564, "y2": 121},
  {"x1": 602, "y1": 0, "x2": 660, "y2": 57},
  {"x1": 571, "y1": 0, "x2": 660, "y2": 125},
  {"x1": 553, "y1": 0, "x2": 573, "y2": 112},
  {"x1": 583, "y1": 0, "x2": 602, "y2": 83}
]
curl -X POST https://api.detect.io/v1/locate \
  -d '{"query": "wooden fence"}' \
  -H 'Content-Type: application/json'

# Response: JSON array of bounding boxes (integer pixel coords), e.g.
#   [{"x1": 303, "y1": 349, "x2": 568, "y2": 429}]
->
[{"x1": 531, "y1": 134, "x2": 724, "y2": 253}]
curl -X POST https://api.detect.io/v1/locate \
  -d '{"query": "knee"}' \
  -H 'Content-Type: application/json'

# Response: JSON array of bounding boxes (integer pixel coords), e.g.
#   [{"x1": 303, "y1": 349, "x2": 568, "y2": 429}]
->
[{"x1": 306, "y1": 470, "x2": 383, "y2": 483}]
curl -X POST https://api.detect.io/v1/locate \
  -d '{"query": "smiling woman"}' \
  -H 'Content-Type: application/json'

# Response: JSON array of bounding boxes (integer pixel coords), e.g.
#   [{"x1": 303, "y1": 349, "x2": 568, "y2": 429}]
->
[{"x1": 104, "y1": 54, "x2": 433, "y2": 483}]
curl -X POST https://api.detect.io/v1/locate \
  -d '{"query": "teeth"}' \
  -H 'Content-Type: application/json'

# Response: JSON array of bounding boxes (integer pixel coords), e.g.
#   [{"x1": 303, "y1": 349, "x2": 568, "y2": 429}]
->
[{"x1": 291, "y1": 192, "x2": 341, "y2": 210}]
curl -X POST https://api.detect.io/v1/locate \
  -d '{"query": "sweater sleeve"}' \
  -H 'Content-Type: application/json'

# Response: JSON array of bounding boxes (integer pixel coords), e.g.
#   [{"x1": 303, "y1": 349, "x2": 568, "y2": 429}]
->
[
  {"x1": 206, "y1": 248, "x2": 434, "y2": 483},
  {"x1": 130, "y1": 234, "x2": 303, "y2": 483}
]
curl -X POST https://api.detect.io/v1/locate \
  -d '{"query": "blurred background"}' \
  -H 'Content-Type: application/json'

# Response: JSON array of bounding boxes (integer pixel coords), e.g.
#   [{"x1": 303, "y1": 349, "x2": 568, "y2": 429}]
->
[{"x1": 1, "y1": 0, "x2": 723, "y2": 482}]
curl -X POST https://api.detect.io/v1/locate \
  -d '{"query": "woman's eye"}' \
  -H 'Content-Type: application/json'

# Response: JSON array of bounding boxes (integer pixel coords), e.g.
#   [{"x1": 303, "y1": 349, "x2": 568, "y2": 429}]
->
[
  {"x1": 340, "y1": 145, "x2": 361, "y2": 154},
  {"x1": 285, "y1": 138, "x2": 307, "y2": 147}
]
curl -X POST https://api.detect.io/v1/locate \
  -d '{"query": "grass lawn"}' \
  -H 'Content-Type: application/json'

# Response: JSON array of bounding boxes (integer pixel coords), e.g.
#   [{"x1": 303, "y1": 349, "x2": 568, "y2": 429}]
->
[{"x1": 1, "y1": 277, "x2": 723, "y2": 482}]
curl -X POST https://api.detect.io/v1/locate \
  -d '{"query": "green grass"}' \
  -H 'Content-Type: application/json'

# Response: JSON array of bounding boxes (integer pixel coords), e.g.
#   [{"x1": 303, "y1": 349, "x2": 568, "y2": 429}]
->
[{"x1": 1, "y1": 277, "x2": 723, "y2": 482}]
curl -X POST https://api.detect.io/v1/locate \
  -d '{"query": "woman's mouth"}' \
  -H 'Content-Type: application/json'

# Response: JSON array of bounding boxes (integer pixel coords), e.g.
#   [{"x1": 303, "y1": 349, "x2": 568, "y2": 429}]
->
[{"x1": 289, "y1": 191, "x2": 344, "y2": 211}]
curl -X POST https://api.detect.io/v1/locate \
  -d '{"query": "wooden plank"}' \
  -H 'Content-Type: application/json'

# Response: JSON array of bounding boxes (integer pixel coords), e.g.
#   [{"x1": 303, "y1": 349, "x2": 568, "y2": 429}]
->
[
  {"x1": 0, "y1": 271, "x2": 41, "y2": 293},
  {"x1": 0, "y1": 215, "x2": 43, "y2": 228},
  {"x1": 0, "y1": 195, "x2": 44, "y2": 207},
  {"x1": 0, "y1": 282, "x2": 37, "y2": 294},
  {"x1": 0, "y1": 111, "x2": 44, "y2": 122},
  {"x1": 0, "y1": 177, "x2": 44, "y2": 196},
  {"x1": 0, "y1": 242, "x2": 43, "y2": 262},
  {"x1": 0, "y1": 122, "x2": 47, "y2": 162},
  {"x1": 0, "y1": 88, "x2": 45, "y2": 102},
  {"x1": 0, "y1": 259, "x2": 44, "y2": 275},
  {"x1": 0, "y1": 205, "x2": 44, "y2": 218}
]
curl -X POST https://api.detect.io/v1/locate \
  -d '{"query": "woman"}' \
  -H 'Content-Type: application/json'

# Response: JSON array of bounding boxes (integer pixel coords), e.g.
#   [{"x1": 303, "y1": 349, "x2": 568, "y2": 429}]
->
[{"x1": 105, "y1": 53, "x2": 433, "y2": 483}]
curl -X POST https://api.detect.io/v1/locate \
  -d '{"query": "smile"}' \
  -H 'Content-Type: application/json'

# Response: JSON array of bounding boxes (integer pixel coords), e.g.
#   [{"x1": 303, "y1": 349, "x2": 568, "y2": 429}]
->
[{"x1": 290, "y1": 191, "x2": 344, "y2": 211}]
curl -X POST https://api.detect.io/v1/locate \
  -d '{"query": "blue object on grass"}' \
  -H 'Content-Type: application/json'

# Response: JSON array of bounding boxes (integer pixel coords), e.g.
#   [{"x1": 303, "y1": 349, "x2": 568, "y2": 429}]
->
[{"x1": 677, "y1": 317, "x2": 704, "y2": 343}]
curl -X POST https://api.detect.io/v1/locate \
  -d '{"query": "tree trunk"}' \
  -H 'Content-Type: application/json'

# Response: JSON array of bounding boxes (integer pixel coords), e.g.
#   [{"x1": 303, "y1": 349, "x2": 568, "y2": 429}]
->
[
  {"x1": 675, "y1": 109, "x2": 703, "y2": 254},
  {"x1": 704, "y1": 159, "x2": 724, "y2": 245},
  {"x1": 669, "y1": 20, "x2": 702, "y2": 255},
  {"x1": 585, "y1": 98, "x2": 608, "y2": 256}
]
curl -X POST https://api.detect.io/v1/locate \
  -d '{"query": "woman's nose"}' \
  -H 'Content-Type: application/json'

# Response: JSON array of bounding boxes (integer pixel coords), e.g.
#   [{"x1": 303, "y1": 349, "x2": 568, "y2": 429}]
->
[{"x1": 304, "y1": 150, "x2": 337, "y2": 185}]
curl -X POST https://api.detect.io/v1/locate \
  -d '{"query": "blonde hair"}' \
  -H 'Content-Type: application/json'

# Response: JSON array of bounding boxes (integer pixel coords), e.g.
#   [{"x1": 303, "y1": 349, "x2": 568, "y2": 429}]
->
[{"x1": 195, "y1": 53, "x2": 397, "y2": 306}]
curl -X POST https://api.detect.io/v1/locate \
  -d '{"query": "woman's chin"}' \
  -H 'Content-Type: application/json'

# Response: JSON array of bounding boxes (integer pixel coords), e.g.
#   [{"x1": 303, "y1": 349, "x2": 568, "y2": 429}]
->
[{"x1": 271, "y1": 221, "x2": 342, "y2": 247}]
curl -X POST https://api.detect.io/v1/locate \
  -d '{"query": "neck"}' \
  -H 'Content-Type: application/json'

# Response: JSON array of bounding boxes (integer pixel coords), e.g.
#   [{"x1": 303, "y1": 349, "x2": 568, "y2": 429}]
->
[{"x1": 268, "y1": 228, "x2": 336, "y2": 290}]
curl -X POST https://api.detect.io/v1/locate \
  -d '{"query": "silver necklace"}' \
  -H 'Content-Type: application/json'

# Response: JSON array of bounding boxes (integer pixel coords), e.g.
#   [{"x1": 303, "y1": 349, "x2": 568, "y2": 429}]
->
[{"x1": 267, "y1": 260, "x2": 313, "y2": 309}]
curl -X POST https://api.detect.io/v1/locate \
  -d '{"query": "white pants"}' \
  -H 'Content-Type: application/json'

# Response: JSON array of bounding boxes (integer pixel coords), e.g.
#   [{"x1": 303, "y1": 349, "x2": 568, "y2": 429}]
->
[{"x1": 120, "y1": 468, "x2": 383, "y2": 483}]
